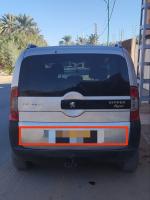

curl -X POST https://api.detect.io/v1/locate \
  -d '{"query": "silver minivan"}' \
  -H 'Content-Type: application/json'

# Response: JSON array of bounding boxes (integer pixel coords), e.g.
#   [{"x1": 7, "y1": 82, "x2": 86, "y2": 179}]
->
[{"x1": 9, "y1": 45, "x2": 141, "y2": 171}]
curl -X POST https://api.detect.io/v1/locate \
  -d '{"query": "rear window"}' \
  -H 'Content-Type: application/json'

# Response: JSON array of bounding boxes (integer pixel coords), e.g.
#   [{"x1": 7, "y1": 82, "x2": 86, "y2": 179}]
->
[{"x1": 19, "y1": 54, "x2": 130, "y2": 96}]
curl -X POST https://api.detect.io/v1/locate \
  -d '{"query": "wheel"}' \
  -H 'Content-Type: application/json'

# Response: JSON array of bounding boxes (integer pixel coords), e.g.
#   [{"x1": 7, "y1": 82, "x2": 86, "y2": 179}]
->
[
  {"x1": 11, "y1": 152, "x2": 31, "y2": 170},
  {"x1": 119, "y1": 150, "x2": 139, "y2": 172}
]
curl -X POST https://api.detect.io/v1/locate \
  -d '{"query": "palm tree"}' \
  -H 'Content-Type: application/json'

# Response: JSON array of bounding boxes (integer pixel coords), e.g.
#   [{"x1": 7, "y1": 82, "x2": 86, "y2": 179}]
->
[
  {"x1": 0, "y1": 14, "x2": 17, "y2": 34},
  {"x1": 88, "y1": 34, "x2": 99, "y2": 45},
  {"x1": 0, "y1": 23, "x2": 2, "y2": 34},
  {"x1": 16, "y1": 14, "x2": 38, "y2": 34},
  {"x1": 59, "y1": 40, "x2": 64, "y2": 46},
  {"x1": 61, "y1": 35, "x2": 72, "y2": 45},
  {"x1": 76, "y1": 36, "x2": 87, "y2": 45}
]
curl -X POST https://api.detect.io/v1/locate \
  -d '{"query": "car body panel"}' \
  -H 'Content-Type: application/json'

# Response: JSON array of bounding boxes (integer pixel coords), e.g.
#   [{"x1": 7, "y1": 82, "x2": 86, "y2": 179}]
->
[{"x1": 9, "y1": 45, "x2": 141, "y2": 163}]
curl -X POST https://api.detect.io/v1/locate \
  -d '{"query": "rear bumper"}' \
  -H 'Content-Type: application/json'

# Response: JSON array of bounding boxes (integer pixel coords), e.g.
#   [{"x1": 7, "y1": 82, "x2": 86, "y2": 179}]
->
[
  {"x1": 9, "y1": 121, "x2": 141, "y2": 162},
  {"x1": 12, "y1": 146, "x2": 138, "y2": 163}
]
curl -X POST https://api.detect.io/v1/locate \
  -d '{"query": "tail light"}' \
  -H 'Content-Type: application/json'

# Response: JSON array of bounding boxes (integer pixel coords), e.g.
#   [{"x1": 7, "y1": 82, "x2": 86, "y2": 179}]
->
[
  {"x1": 130, "y1": 86, "x2": 140, "y2": 121},
  {"x1": 9, "y1": 87, "x2": 19, "y2": 121}
]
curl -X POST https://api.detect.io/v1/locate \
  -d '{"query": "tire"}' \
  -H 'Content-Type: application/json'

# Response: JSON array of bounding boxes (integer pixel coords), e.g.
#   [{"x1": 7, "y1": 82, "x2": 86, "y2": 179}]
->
[
  {"x1": 11, "y1": 152, "x2": 31, "y2": 171},
  {"x1": 119, "y1": 150, "x2": 139, "y2": 172}
]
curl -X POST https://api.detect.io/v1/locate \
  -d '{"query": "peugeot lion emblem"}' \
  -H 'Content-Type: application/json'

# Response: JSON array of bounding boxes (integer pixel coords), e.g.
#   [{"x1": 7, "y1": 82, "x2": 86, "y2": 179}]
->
[{"x1": 70, "y1": 101, "x2": 76, "y2": 109}]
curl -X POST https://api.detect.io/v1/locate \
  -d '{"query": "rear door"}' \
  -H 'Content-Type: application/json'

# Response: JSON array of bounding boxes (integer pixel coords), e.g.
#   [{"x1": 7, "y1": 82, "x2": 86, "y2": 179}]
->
[{"x1": 18, "y1": 53, "x2": 131, "y2": 146}]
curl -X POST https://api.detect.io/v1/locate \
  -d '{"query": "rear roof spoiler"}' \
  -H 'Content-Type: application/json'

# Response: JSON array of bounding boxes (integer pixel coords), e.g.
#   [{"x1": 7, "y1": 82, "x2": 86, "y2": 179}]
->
[
  {"x1": 114, "y1": 42, "x2": 122, "y2": 48},
  {"x1": 26, "y1": 44, "x2": 38, "y2": 49}
]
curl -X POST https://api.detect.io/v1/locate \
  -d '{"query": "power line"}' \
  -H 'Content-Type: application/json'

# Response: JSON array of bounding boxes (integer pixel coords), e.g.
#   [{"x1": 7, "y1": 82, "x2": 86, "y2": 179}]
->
[
  {"x1": 100, "y1": 0, "x2": 117, "y2": 44},
  {"x1": 103, "y1": 0, "x2": 108, "y2": 5},
  {"x1": 107, "y1": 0, "x2": 110, "y2": 45},
  {"x1": 110, "y1": 0, "x2": 117, "y2": 21}
]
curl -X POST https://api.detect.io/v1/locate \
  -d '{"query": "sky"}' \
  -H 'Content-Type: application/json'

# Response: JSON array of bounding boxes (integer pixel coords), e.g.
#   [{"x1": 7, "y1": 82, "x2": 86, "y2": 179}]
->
[{"x1": 0, "y1": 0, "x2": 141, "y2": 45}]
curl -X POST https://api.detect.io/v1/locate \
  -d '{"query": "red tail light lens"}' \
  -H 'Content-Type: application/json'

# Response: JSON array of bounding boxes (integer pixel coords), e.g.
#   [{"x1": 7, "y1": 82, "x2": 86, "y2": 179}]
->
[
  {"x1": 9, "y1": 87, "x2": 19, "y2": 121},
  {"x1": 130, "y1": 86, "x2": 140, "y2": 121}
]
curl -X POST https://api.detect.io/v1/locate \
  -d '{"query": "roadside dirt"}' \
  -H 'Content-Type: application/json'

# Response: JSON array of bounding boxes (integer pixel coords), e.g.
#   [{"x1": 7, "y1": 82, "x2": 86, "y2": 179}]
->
[
  {"x1": 140, "y1": 125, "x2": 150, "y2": 164},
  {"x1": 140, "y1": 103, "x2": 150, "y2": 164},
  {"x1": 140, "y1": 103, "x2": 150, "y2": 114},
  {"x1": 0, "y1": 76, "x2": 12, "y2": 84}
]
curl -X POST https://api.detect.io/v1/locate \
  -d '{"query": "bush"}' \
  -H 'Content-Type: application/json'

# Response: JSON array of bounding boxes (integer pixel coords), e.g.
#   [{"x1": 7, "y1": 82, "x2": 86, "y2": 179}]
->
[
  {"x1": 0, "y1": 13, "x2": 48, "y2": 75},
  {"x1": 0, "y1": 38, "x2": 19, "y2": 75}
]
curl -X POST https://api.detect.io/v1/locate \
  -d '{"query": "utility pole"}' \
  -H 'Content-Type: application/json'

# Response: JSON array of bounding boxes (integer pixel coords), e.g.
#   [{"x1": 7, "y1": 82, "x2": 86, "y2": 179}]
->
[
  {"x1": 94, "y1": 23, "x2": 98, "y2": 36},
  {"x1": 107, "y1": 0, "x2": 110, "y2": 46},
  {"x1": 104, "y1": 0, "x2": 110, "y2": 45},
  {"x1": 119, "y1": 30, "x2": 124, "y2": 42}
]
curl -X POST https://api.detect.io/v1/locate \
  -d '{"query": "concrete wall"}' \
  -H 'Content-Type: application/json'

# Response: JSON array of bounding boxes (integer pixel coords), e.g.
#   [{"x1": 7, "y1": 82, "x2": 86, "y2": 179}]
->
[{"x1": 122, "y1": 38, "x2": 138, "y2": 74}]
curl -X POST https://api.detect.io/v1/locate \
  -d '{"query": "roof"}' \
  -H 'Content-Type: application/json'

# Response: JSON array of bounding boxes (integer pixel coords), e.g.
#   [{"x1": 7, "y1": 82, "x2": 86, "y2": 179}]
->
[{"x1": 24, "y1": 45, "x2": 124, "y2": 58}]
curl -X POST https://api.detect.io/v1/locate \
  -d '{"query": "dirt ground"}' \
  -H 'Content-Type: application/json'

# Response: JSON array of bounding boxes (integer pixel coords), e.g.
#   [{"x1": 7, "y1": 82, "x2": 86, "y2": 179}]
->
[
  {"x1": 0, "y1": 76, "x2": 12, "y2": 84},
  {"x1": 140, "y1": 125, "x2": 150, "y2": 162},
  {"x1": 139, "y1": 102, "x2": 150, "y2": 167}
]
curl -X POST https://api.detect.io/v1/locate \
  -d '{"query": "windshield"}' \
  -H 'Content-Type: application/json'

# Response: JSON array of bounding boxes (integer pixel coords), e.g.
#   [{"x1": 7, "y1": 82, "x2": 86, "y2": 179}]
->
[{"x1": 19, "y1": 53, "x2": 130, "y2": 96}]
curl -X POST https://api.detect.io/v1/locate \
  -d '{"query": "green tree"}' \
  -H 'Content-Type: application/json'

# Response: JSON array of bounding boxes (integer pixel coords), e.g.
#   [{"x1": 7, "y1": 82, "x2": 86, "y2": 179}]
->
[
  {"x1": 0, "y1": 13, "x2": 48, "y2": 74},
  {"x1": 14, "y1": 31, "x2": 47, "y2": 50},
  {"x1": 76, "y1": 36, "x2": 88, "y2": 45},
  {"x1": 16, "y1": 14, "x2": 39, "y2": 34},
  {"x1": 88, "y1": 34, "x2": 99, "y2": 45},
  {"x1": 0, "y1": 37, "x2": 19, "y2": 74},
  {"x1": 59, "y1": 40, "x2": 64, "y2": 46},
  {"x1": 0, "y1": 14, "x2": 17, "y2": 35},
  {"x1": 60, "y1": 35, "x2": 73, "y2": 45}
]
